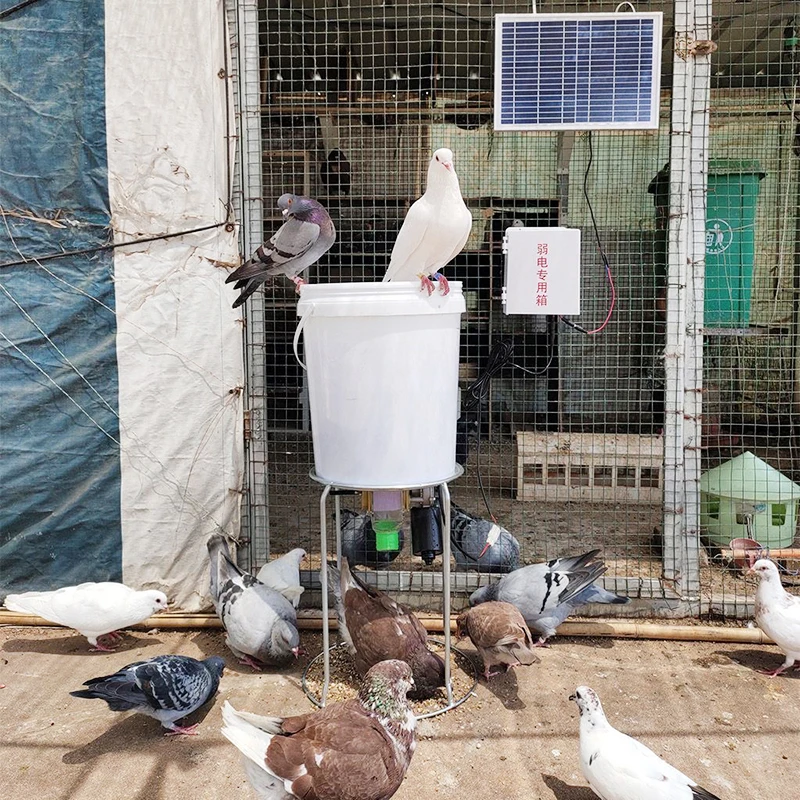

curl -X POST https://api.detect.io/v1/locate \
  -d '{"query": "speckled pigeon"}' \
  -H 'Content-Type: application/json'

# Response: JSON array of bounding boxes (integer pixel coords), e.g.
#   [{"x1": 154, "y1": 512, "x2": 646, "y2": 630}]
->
[
  {"x1": 469, "y1": 549, "x2": 630, "y2": 645},
  {"x1": 256, "y1": 548, "x2": 306, "y2": 609},
  {"x1": 338, "y1": 508, "x2": 404, "y2": 567},
  {"x1": 571, "y1": 686, "x2": 723, "y2": 800},
  {"x1": 3, "y1": 582, "x2": 168, "y2": 651},
  {"x1": 456, "y1": 601, "x2": 539, "y2": 680},
  {"x1": 207, "y1": 534, "x2": 302, "y2": 669},
  {"x1": 226, "y1": 193, "x2": 335, "y2": 306},
  {"x1": 221, "y1": 659, "x2": 416, "y2": 800},
  {"x1": 327, "y1": 558, "x2": 445, "y2": 699},
  {"x1": 70, "y1": 654, "x2": 225, "y2": 735},
  {"x1": 382, "y1": 147, "x2": 472, "y2": 295},
  {"x1": 450, "y1": 503, "x2": 520, "y2": 573}
]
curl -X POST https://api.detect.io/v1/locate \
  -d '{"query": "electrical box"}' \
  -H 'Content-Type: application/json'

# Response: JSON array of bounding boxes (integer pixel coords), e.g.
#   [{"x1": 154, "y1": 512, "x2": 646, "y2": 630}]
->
[{"x1": 502, "y1": 227, "x2": 581, "y2": 315}]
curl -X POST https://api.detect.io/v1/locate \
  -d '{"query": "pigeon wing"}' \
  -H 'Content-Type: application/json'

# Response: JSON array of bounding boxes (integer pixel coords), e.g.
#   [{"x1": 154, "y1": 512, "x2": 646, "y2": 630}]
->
[
  {"x1": 382, "y1": 198, "x2": 433, "y2": 282},
  {"x1": 134, "y1": 656, "x2": 211, "y2": 713}
]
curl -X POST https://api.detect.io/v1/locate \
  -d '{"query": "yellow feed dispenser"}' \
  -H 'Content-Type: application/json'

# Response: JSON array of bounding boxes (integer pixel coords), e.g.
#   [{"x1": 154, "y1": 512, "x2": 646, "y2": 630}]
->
[{"x1": 700, "y1": 452, "x2": 800, "y2": 549}]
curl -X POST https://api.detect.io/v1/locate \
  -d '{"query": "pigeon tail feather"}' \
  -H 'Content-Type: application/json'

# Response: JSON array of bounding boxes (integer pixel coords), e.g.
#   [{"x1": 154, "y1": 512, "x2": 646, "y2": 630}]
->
[
  {"x1": 691, "y1": 787, "x2": 723, "y2": 800},
  {"x1": 221, "y1": 701, "x2": 280, "y2": 771},
  {"x1": 572, "y1": 584, "x2": 630, "y2": 606}
]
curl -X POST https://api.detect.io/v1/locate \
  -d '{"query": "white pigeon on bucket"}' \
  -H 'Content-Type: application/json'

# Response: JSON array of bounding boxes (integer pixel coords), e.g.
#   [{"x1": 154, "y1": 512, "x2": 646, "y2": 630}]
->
[
  {"x1": 3, "y1": 582, "x2": 168, "y2": 650},
  {"x1": 749, "y1": 558, "x2": 800, "y2": 676},
  {"x1": 256, "y1": 548, "x2": 306, "y2": 609},
  {"x1": 570, "y1": 686, "x2": 723, "y2": 800},
  {"x1": 382, "y1": 147, "x2": 472, "y2": 296}
]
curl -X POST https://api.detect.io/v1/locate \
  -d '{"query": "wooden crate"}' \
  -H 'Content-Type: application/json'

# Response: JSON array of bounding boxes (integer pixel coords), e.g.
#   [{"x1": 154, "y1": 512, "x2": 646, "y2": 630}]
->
[{"x1": 516, "y1": 432, "x2": 663, "y2": 504}]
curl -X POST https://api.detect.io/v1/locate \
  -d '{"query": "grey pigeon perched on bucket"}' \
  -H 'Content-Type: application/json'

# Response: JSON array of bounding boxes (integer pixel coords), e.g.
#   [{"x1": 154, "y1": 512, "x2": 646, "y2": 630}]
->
[
  {"x1": 221, "y1": 659, "x2": 416, "y2": 800},
  {"x1": 456, "y1": 601, "x2": 539, "y2": 680},
  {"x1": 207, "y1": 534, "x2": 302, "y2": 669},
  {"x1": 382, "y1": 147, "x2": 472, "y2": 295},
  {"x1": 70, "y1": 654, "x2": 225, "y2": 736},
  {"x1": 570, "y1": 686, "x2": 723, "y2": 800},
  {"x1": 226, "y1": 193, "x2": 335, "y2": 306},
  {"x1": 469, "y1": 549, "x2": 629, "y2": 645},
  {"x1": 450, "y1": 503, "x2": 520, "y2": 573},
  {"x1": 338, "y1": 508, "x2": 405, "y2": 567},
  {"x1": 327, "y1": 558, "x2": 445, "y2": 699},
  {"x1": 749, "y1": 558, "x2": 800, "y2": 676},
  {"x1": 3, "y1": 582, "x2": 168, "y2": 651},
  {"x1": 256, "y1": 548, "x2": 306, "y2": 609}
]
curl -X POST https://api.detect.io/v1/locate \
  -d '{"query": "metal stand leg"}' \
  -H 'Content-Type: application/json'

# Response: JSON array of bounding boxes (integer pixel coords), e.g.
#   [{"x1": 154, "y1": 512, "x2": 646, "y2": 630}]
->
[
  {"x1": 439, "y1": 481, "x2": 453, "y2": 705},
  {"x1": 334, "y1": 492, "x2": 342, "y2": 567},
  {"x1": 319, "y1": 484, "x2": 331, "y2": 706}
]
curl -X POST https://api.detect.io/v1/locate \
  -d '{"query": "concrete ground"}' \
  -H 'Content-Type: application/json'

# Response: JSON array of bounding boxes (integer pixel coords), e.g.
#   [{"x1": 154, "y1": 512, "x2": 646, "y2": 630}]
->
[{"x1": 1, "y1": 625, "x2": 797, "y2": 800}]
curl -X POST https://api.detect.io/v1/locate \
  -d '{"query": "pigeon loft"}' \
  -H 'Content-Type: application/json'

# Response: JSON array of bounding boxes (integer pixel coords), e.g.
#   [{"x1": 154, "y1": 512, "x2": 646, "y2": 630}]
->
[{"x1": 515, "y1": 432, "x2": 663, "y2": 504}]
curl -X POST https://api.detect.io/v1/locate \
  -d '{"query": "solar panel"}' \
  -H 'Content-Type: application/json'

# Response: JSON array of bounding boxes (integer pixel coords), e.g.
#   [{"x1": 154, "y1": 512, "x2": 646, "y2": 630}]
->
[{"x1": 494, "y1": 13, "x2": 663, "y2": 131}]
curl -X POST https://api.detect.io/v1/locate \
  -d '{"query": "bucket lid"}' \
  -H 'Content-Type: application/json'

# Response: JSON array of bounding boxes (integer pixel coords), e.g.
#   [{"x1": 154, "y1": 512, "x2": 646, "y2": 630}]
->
[
  {"x1": 699, "y1": 451, "x2": 800, "y2": 501},
  {"x1": 297, "y1": 281, "x2": 465, "y2": 318}
]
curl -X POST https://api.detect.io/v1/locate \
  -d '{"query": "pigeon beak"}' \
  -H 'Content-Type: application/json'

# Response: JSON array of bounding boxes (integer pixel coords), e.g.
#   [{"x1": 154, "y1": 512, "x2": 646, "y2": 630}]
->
[
  {"x1": 477, "y1": 541, "x2": 491, "y2": 559},
  {"x1": 568, "y1": 693, "x2": 577, "y2": 702},
  {"x1": 443, "y1": 161, "x2": 453, "y2": 172},
  {"x1": 282, "y1": 208, "x2": 290, "y2": 217},
  {"x1": 292, "y1": 646, "x2": 306, "y2": 658}
]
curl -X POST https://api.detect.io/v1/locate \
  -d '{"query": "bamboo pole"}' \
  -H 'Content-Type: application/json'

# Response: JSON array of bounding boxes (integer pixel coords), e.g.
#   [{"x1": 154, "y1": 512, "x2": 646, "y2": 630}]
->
[{"x1": 0, "y1": 611, "x2": 775, "y2": 645}]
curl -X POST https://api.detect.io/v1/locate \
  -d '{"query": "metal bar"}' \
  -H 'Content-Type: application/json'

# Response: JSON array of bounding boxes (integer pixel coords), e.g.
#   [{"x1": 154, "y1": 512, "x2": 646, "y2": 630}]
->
[
  {"x1": 334, "y1": 493, "x2": 342, "y2": 567},
  {"x1": 319, "y1": 483, "x2": 332, "y2": 706},
  {"x1": 439, "y1": 481, "x2": 453, "y2": 706}
]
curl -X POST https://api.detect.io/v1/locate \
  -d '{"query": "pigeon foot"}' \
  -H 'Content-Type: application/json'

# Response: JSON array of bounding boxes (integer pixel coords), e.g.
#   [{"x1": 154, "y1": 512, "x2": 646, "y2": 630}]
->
[
  {"x1": 291, "y1": 276, "x2": 307, "y2": 294},
  {"x1": 90, "y1": 641, "x2": 117, "y2": 652},
  {"x1": 239, "y1": 655, "x2": 264, "y2": 671},
  {"x1": 165, "y1": 723, "x2": 199, "y2": 737},
  {"x1": 534, "y1": 637, "x2": 551, "y2": 648},
  {"x1": 418, "y1": 274, "x2": 436, "y2": 295},
  {"x1": 433, "y1": 272, "x2": 450, "y2": 295},
  {"x1": 757, "y1": 665, "x2": 790, "y2": 677}
]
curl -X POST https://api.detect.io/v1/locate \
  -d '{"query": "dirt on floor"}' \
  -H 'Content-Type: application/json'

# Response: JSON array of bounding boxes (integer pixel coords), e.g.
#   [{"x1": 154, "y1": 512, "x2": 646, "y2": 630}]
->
[{"x1": 1, "y1": 625, "x2": 797, "y2": 800}]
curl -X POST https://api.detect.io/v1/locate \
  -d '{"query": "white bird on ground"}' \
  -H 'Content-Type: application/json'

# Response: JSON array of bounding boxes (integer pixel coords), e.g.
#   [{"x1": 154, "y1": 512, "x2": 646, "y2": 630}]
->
[
  {"x1": 382, "y1": 147, "x2": 472, "y2": 295},
  {"x1": 570, "y1": 686, "x2": 723, "y2": 800},
  {"x1": 3, "y1": 582, "x2": 167, "y2": 650},
  {"x1": 750, "y1": 558, "x2": 800, "y2": 677},
  {"x1": 256, "y1": 548, "x2": 306, "y2": 608}
]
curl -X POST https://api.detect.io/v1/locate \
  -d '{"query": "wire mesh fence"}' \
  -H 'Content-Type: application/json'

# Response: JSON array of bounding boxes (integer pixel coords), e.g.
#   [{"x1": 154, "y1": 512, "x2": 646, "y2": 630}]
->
[{"x1": 233, "y1": 0, "x2": 800, "y2": 617}]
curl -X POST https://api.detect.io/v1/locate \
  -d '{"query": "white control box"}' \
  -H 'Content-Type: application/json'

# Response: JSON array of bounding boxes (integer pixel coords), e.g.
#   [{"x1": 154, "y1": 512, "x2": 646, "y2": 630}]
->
[{"x1": 502, "y1": 227, "x2": 581, "y2": 315}]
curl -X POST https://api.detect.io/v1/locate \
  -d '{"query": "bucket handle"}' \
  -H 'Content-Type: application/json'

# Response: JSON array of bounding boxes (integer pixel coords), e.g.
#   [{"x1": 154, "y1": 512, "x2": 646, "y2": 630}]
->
[{"x1": 292, "y1": 310, "x2": 312, "y2": 371}]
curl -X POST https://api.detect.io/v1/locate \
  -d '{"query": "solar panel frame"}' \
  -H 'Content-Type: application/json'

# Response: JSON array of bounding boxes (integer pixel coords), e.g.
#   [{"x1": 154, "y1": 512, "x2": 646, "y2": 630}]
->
[{"x1": 494, "y1": 12, "x2": 664, "y2": 131}]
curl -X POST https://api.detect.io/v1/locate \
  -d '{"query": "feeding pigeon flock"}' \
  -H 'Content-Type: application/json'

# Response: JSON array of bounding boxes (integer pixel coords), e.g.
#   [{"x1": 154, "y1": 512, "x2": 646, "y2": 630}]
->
[
  {"x1": 208, "y1": 534, "x2": 302, "y2": 669},
  {"x1": 382, "y1": 147, "x2": 472, "y2": 295},
  {"x1": 222, "y1": 659, "x2": 416, "y2": 800},
  {"x1": 3, "y1": 582, "x2": 168, "y2": 650},
  {"x1": 456, "y1": 601, "x2": 539, "y2": 680},
  {"x1": 70, "y1": 654, "x2": 225, "y2": 736},
  {"x1": 469, "y1": 549, "x2": 630, "y2": 645},
  {"x1": 338, "y1": 508, "x2": 405, "y2": 567},
  {"x1": 570, "y1": 686, "x2": 723, "y2": 800},
  {"x1": 225, "y1": 193, "x2": 335, "y2": 306},
  {"x1": 328, "y1": 558, "x2": 445, "y2": 699},
  {"x1": 450, "y1": 503, "x2": 521, "y2": 573},
  {"x1": 749, "y1": 558, "x2": 800, "y2": 676},
  {"x1": 256, "y1": 548, "x2": 306, "y2": 609}
]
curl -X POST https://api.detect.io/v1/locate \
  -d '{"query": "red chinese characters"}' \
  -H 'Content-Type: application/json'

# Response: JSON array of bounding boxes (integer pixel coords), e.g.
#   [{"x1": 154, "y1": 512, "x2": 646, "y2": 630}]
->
[{"x1": 536, "y1": 242, "x2": 549, "y2": 306}]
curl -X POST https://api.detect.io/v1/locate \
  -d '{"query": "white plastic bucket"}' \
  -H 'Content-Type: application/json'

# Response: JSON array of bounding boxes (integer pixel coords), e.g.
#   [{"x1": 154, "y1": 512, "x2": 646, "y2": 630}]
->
[{"x1": 295, "y1": 281, "x2": 465, "y2": 488}]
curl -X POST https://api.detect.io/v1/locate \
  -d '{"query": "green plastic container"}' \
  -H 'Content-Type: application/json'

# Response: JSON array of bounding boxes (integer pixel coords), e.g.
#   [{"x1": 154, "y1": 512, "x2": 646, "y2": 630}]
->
[
  {"x1": 373, "y1": 519, "x2": 400, "y2": 552},
  {"x1": 704, "y1": 160, "x2": 765, "y2": 327}
]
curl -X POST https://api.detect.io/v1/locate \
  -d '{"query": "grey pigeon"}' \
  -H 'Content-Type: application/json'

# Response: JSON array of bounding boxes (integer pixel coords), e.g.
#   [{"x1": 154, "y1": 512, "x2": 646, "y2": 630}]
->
[
  {"x1": 450, "y1": 503, "x2": 520, "y2": 573},
  {"x1": 4, "y1": 582, "x2": 168, "y2": 651},
  {"x1": 226, "y1": 193, "x2": 335, "y2": 306},
  {"x1": 382, "y1": 147, "x2": 472, "y2": 295},
  {"x1": 749, "y1": 558, "x2": 800, "y2": 676},
  {"x1": 456, "y1": 601, "x2": 539, "y2": 680},
  {"x1": 338, "y1": 508, "x2": 404, "y2": 567},
  {"x1": 207, "y1": 534, "x2": 302, "y2": 669},
  {"x1": 256, "y1": 548, "x2": 306, "y2": 608},
  {"x1": 221, "y1": 659, "x2": 416, "y2": 800},
  {"x1": 469, "y1": 549, "x2": 630, "y2": 645},
  {"x1": 328, "y1": 558, "x2": 445, "y2": 699},
  {"x1": 70, "y1": 654, "x2": 225, "y2": 735},
  {"x1": 571, "y1": 686, "x2": 723, "y2": 799}
]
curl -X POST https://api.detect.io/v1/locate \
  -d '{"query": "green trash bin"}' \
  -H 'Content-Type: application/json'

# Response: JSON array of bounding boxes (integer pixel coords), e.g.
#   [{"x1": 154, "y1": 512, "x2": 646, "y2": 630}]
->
[{"x1": 648, "y1": 160, "x2": 766, "y2": 328}]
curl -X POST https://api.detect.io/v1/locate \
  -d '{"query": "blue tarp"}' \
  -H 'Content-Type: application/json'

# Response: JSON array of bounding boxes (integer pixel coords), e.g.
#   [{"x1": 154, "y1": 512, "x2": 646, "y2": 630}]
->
[{"x1": 0, "y1": 0, "x2": 122, "y2": 594}]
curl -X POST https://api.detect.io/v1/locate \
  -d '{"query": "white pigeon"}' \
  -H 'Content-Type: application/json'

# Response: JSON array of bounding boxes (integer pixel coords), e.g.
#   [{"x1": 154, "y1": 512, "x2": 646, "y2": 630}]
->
[
  {"x1": 382, "y1": 147, "x2": 472, "y2": 295},
  {"x1": 256, "y1": 548, "x2": 306, "y2": 609},
  {"x1": 3, "y1": 582, "x2": 168, "y2": 650},
  {"x1": 750, "y1": 558, "x2": 800, "y2": 676},
  {"x1": 570, "y1": 686, "x2": 722, "y2": 800}
]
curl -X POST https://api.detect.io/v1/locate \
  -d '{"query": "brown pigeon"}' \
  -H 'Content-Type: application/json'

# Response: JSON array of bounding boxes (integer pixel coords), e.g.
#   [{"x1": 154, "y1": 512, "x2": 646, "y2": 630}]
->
[
  {"x1": 221, "y1": 659, "x2": 416, "y2": 800},
  {"x1": 456, "y1": 600, "x2": 540, "y2": 680},
  {"x1": 328, "y1": 558, "x2": 446, "y2": 699}
]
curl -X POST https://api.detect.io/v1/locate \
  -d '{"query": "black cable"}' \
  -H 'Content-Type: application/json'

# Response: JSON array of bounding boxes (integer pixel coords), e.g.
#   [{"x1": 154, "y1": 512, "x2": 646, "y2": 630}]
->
[{"x1": 0, "y1": 0, "x2": 43, "y2": 21}]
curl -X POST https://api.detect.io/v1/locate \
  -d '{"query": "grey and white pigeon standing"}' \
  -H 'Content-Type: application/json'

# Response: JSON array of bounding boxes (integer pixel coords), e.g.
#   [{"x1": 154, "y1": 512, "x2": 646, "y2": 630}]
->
[
  {"x1": 3, "y1": 582, "x2": 168, "y2": 651},
  {"x1": 221, "y1": 659, "x2": 416, "y2": 800},
  {"x1": 570, "y1": 686, "x2": 723, "y2": 800},
  {"x1": 382, "y1": 147, "x2": 472, "y2": 295},
  {"x1": 207, "y1": 534, "x2": 302, "y2": 670},
  {"x1": 226, "y1": 193, "x2": 336, "y2": 307},
  {"x1": 256, "y1": 548, "x2": 306, "y2": 609},
  {"x1": 469, "y1": 549, "x2": 629, "y2": 645},
  {"x1": 327, "y1": 558, "x2": 445, "y2": 699},
  {"x1": 338, "y1": 508, "x2": 405, "y2": 567},
  {"x1": 749, "y1": 558, "x2": 800, "y2": 677},
  {"x1": 450, "y1": 503, "x2": 520, "y2": 573},
  {"x1": 456, "y1": 601, "x2": 539, "y2": 680},
  {"x1": 70, "y1": 654, "x2": 225, "y2": 736}
]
